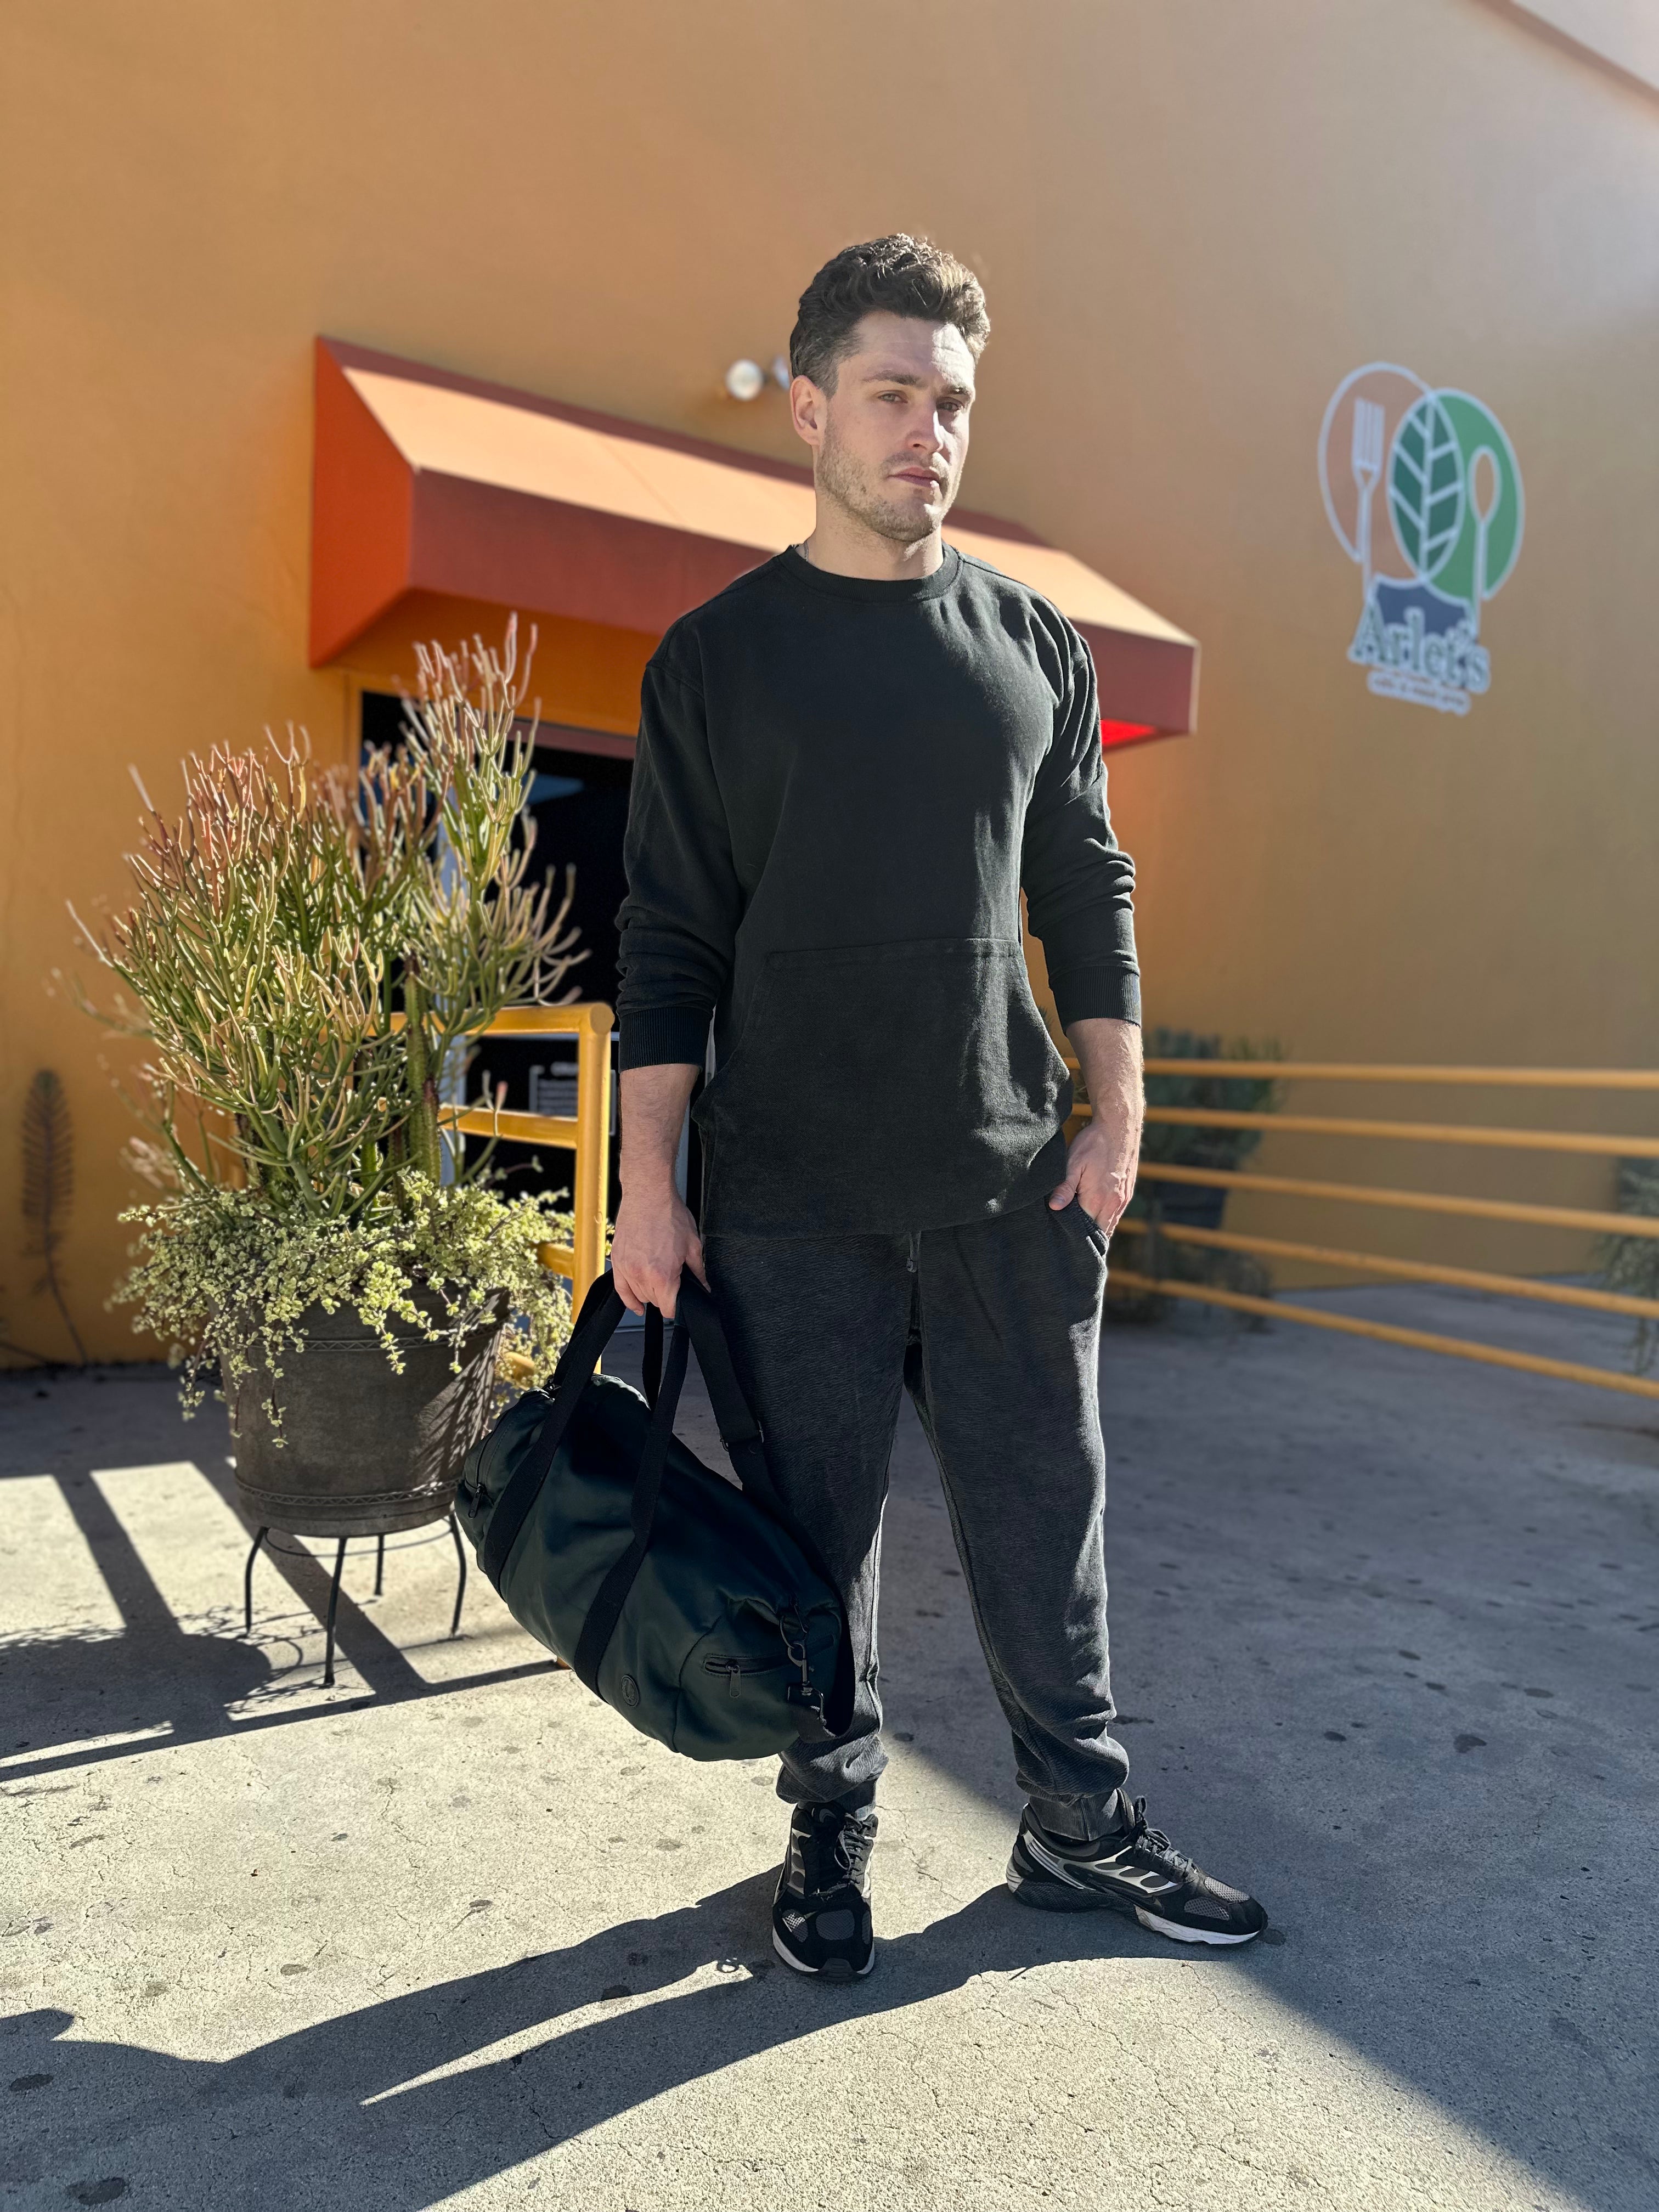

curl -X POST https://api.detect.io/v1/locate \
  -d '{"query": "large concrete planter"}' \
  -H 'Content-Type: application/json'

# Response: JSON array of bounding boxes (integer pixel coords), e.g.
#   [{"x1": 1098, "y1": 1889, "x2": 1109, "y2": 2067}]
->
[{"x1": 224, "y1": 1297, "x2": 505, "y2": 1536}]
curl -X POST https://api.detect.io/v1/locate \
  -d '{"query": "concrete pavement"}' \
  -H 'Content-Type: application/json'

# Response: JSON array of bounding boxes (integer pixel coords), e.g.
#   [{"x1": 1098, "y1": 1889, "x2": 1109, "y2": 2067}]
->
[{"x1": 2, "y1": 1282, "x2": 1656, "y2": 2210}]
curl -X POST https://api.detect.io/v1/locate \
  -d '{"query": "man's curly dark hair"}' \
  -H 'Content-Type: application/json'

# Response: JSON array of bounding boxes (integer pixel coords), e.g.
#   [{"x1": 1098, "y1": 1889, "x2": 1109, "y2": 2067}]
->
[{"x1": 789, "y1": 234, "x2": 990, "y2": 392}]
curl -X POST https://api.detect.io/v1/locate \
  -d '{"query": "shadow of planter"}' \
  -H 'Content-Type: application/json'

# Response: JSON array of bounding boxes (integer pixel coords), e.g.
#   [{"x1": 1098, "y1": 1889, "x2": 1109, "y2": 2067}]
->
[{"x1": 225, "y1": 1299, "x2": 505, "y2": 1536}]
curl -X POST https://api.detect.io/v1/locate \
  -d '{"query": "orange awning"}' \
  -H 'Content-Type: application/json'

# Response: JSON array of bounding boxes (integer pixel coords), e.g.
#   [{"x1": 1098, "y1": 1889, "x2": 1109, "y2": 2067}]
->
[{"x1": 312, "y1": 338, "x2": 1198, "y2": 744}]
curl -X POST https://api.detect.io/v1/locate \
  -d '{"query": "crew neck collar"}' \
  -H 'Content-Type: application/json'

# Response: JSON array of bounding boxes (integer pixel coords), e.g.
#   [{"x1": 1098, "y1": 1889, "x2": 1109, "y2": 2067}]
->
[{"x1": 776, "y1": 542, "x2": 962, "y2": 603}]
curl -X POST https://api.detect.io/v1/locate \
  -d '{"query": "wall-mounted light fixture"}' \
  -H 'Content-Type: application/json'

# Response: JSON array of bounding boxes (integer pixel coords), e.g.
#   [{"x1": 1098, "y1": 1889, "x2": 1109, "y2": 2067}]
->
[
  {"x1": 724, "y1": 359, "x2": 765, "y2": 402},
  {"x1": 724, "y1": 353, "x2": 794, "y2": 402}
]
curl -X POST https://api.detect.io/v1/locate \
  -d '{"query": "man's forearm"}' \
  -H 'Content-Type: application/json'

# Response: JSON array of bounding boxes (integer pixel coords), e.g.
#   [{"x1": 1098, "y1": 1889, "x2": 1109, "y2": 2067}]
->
[
  {"x1": 1050, "y1": 1015, "x2": 1143, "y2": 1226},
  {"x1": 611, "y1": 1063, "x2": 705, "y2": 1316},
  {"x1": 1068, "y1": 1016, "x2": 1143, "y2": 1139},
  {"x1": 619, "y1": 1063, "x2": 700, "y2": 1198}
]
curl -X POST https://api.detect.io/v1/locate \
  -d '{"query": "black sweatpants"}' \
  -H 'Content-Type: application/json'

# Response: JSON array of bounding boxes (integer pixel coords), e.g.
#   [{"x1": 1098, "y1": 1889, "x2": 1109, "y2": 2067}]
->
[{"x1": 704, "y1": 1192, "x2": 1130, "y2": 1842}]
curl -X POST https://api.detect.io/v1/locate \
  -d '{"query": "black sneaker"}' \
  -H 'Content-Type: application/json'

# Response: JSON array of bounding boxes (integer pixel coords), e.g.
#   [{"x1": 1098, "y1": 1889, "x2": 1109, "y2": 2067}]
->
[
  {"x1": 771, "y1": 1802, "x2": 878, "y2": 1981},
  {"x1": 1007, "y1": 1791, "x2": 1267, "y2": 1946}
]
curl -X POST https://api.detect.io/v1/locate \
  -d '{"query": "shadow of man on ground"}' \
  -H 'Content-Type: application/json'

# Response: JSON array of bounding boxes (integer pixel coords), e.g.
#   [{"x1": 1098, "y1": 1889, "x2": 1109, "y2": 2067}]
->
[{"x1": 5, "y1": 1871, "x2": 1182, "y2": 2210}]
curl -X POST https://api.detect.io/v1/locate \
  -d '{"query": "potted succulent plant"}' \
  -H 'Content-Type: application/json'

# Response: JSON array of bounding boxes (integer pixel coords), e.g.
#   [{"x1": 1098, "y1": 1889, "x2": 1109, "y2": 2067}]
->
[{"x1": 76, "y1": 623, "x2": 583, "y2": 1535}]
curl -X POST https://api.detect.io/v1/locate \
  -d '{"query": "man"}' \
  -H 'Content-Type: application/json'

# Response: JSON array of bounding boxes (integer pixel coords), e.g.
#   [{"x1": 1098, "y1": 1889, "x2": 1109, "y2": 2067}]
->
[{"x1": 611, "y1": 235, "x2": 1266, "y2": 1979}]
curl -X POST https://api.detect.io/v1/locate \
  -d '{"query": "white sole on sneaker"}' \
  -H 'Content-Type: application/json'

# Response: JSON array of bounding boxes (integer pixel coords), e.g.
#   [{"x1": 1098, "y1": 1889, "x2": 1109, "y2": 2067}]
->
[
  {"x1": 1133, "y1": 1905, "x2": 1261, "y2": 1946},
  {"x1": 772, "y1": 1927, "x2": 877, "y2": 1978},
  {"x1": 1009, "y1": 1855, "x2": 1263, "y2": 1946}
]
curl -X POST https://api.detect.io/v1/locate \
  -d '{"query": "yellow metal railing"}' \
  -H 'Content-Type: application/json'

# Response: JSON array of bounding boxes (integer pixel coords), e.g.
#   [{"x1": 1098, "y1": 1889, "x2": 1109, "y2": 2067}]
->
[
  {"x1": 1071, "y1": 1058, "x2": 1659, "y2": 1401},
  {"x1": 447, "y1": 1002, "x2": 614, "y2": 1310}
]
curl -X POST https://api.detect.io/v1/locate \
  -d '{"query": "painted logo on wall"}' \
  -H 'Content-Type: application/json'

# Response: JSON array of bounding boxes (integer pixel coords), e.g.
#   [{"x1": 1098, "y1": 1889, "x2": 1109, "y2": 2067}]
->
[{"x1": 1319, "y1": 364, "x2": 1523, "y2": 716}]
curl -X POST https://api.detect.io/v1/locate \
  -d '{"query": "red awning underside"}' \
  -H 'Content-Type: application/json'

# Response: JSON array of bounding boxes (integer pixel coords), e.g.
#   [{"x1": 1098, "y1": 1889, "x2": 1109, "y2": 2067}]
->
[{"x1": 311, "y1": 338, "x2": 1199, "y2": 741}]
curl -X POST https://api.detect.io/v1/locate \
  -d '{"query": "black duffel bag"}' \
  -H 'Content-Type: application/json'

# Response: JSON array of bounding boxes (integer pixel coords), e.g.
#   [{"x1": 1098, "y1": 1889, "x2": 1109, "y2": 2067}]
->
[{"x1": 454, "y1": 1269, "x2": 853, "y2": 1761}]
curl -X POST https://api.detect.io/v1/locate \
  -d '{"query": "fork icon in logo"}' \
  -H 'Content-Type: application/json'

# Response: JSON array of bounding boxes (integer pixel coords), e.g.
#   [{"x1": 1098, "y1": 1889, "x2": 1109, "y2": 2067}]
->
[{"x1": 1350, "y1": 397, "x2": 1385, "y2": 599}]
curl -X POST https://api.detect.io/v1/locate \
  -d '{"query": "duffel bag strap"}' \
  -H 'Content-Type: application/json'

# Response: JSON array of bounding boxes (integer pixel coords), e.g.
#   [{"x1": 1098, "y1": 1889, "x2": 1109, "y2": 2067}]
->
[
  {"x1": 672, "y1": 1275, "x2": 788, "y2": 1521},
  {"x1": 477, "y1": 1270, "x2": 626, "y2": 1592},
  {"x1": 641, "y1": 1306, "x2": 664, "y2": 1409},
  {"x1": 571, "y1": 1315, "x2": 692, "y2": 1694}
]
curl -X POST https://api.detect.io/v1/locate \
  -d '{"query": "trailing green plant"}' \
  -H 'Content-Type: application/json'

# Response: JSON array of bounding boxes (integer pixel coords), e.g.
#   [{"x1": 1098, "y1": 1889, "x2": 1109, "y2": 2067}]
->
[
  {"x1": 1597, "y1": 1160, "x2": 1659, "y2": 1376},
  {"x1": 75, "y1": 619, "x2": 589, "y2": 1417},
  {"x1": 113, "y1": 1174, "x2": 576, "y2": 1418}
]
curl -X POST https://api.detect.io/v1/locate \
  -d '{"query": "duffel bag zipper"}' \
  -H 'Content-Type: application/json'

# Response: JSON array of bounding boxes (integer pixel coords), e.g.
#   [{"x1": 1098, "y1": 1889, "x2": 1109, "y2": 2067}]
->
[{"x1": 703, "y1": 1656, "x2": 789, "y2": 1699}]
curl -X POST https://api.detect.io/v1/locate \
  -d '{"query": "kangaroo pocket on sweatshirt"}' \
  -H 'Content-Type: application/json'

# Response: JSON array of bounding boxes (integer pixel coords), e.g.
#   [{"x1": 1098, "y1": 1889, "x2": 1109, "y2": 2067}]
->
[{"x1": 694, "y1": 938, "x2": 1073, "y2": 1235}]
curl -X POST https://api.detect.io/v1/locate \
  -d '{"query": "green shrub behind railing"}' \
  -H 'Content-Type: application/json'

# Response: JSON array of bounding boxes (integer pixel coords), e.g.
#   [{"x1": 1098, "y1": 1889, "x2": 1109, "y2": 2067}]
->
[
  {"x1": 1139, "y1": 1026, "x2": 1286, "y2": 1176},
  {"x1": 1599, "y1": 1161, "x2": 1659, "y2": 1375}
]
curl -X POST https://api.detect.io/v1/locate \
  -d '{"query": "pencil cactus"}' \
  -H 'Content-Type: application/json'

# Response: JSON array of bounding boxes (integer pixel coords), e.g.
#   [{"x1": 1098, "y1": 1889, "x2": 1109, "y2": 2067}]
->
[
  {"x1": 77, "y1": 619, "x2": 582, "y2": 1215},
  {"x1": 76, "y1": 620, "x2": 587, "y2": 1422}
]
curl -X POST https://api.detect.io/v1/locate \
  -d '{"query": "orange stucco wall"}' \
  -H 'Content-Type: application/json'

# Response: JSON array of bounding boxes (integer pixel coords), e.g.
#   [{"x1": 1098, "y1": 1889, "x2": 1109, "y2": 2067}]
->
[{"x1": 3, "y1": 1, "x2": 1657, "y2": 1358}]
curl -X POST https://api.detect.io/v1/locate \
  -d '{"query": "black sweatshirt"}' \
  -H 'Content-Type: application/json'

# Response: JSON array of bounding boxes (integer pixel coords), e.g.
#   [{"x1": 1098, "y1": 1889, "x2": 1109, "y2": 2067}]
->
[{"x1": 615, "y1": 544, "x2": 1140, "y2": 1238}]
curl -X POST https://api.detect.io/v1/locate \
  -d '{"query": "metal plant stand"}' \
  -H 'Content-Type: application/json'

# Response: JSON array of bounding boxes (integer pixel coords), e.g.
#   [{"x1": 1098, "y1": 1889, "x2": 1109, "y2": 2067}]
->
[{"x1": 243, "y1": 1513, "x2": 469, "y2": 1688}]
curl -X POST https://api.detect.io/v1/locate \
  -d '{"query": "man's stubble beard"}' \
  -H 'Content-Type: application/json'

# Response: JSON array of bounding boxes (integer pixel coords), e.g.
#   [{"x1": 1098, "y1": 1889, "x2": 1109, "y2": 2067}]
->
[{"x1": 816, "y1": 410, "x2": 956, "y2": 546}]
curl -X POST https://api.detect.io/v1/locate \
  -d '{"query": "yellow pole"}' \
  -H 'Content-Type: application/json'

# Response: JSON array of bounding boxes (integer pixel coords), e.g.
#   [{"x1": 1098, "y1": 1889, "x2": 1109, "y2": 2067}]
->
[
  {"x1": 447, "y1": 1002, "x2": 615, "y2": 1300},
  {"x1": 1072, "y1": 1097, "x2": 1659, "y2": 1160},
  {"x1": 1127, "y1": 1061, "x2": 1659, "y2": 1089},
  {"x1": 1131, "y1": 1160, "x2": 1659, "y2": 1242},
  {"x1": 1106, "y1": 1268, "x2": 1659, "y2": 1401},
  {"x1": 1111, "y1": 1218, "x2": 1659, "y2": 1321},
  {"x1": 1138, "y1": 1105, "x2": 1659, "y2": 1160},
  {"x1": 571, "y1": 1001, "x2": 613, "y2": 1308},
  {"x1": 452, "y1": 1107, "x2": 579, "y2": 1147}
]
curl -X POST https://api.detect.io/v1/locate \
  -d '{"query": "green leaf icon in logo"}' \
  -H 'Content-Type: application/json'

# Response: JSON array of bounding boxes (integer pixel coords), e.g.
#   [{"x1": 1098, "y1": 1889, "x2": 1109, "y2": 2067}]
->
[
  {"x1": 1388, "y1": 392, "x2": 1465, "y2": 582},
  {"x1": 1430, "y1": 391, "x2": 1523, "y2": 618}
]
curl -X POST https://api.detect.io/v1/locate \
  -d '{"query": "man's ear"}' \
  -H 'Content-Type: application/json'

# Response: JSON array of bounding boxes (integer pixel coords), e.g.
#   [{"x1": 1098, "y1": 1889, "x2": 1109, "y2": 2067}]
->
[{"x1": 789, "y1": 375, "x2": 827, "y2": 453}]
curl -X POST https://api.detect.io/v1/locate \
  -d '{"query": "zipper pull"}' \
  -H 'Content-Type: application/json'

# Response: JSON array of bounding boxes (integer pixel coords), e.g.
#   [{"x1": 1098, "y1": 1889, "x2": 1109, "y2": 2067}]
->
[{"x1": 779, "y1": 1607, "x2": 812, "y2": 1690}]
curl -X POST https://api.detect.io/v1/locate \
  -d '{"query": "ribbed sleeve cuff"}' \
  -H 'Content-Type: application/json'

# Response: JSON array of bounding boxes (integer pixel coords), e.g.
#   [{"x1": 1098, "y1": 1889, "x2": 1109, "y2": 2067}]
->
[
  {"x1": 619, "y1": 1006, "x2": 712, "y2": 1071},
  {"x1": 1049, "y1": 964, "x2": 1142, "y2": 1030}
]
